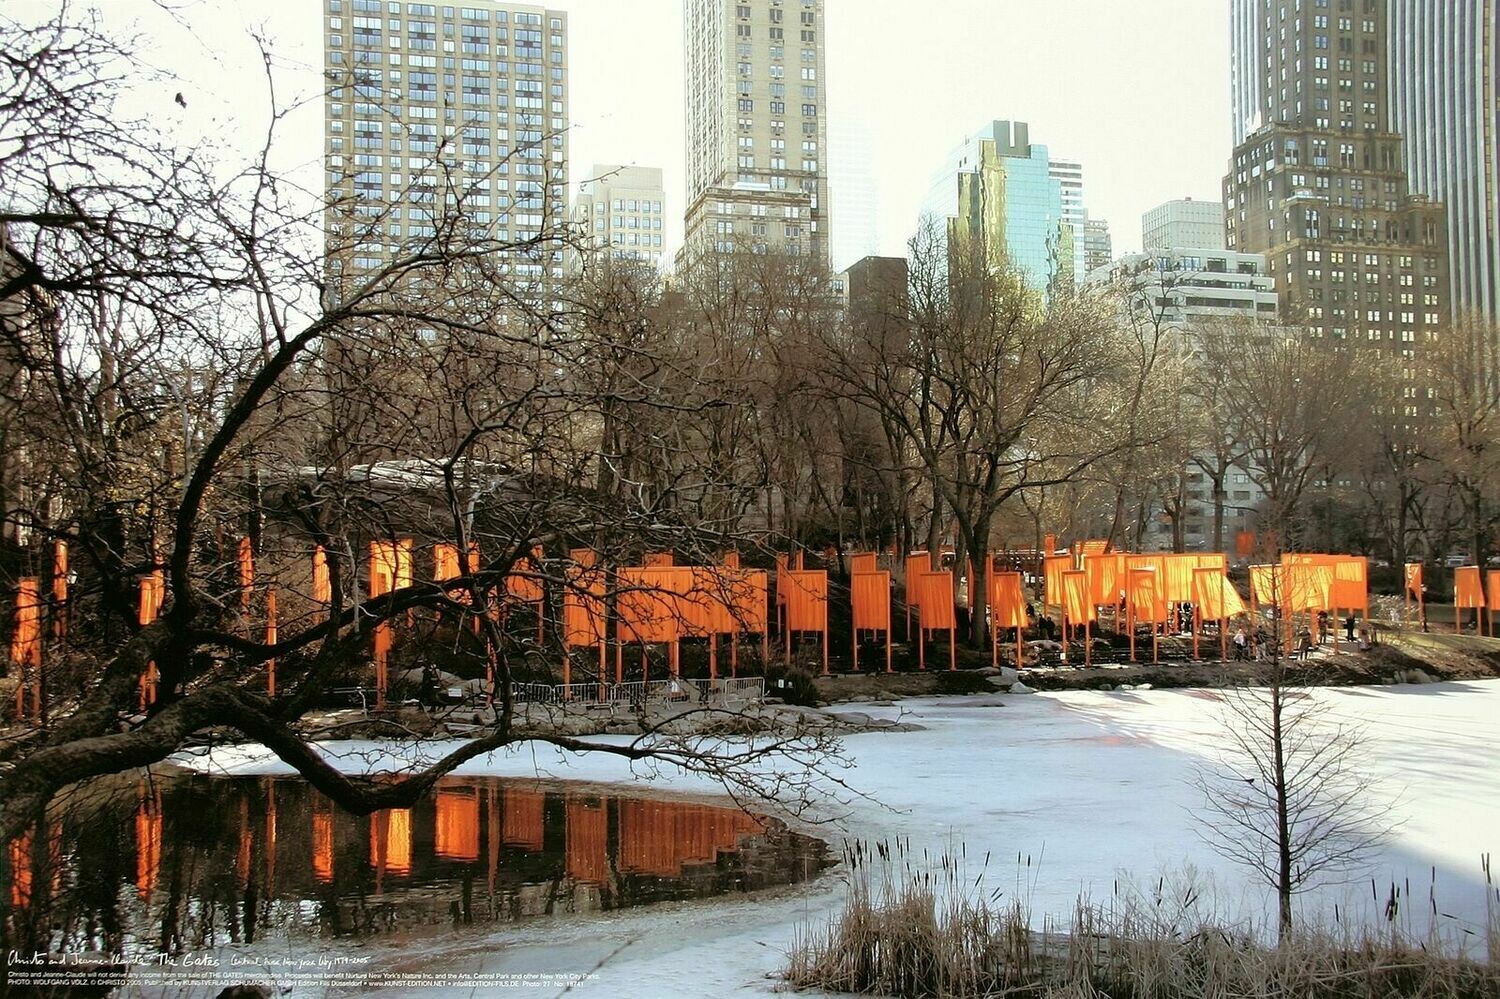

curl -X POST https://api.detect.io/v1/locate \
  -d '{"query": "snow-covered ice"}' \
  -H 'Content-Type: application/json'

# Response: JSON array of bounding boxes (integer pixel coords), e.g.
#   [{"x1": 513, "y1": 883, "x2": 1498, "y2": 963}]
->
[{"x1": 173, "y1": 680, "x2": 1500, "y2": 997}]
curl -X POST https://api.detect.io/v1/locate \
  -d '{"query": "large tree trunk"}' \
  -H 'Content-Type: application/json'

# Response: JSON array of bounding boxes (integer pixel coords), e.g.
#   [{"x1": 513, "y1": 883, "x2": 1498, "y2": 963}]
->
[
  {"x1": 957, "y1": 511, "x2": 994, "y2": 649},
  {"x1": 1211, "y1": 470, "x2": 1227, "y2": 554},
  {"x1": 925, "y1": 493, "x2": 943, "y2": 570},
  {"x1": 1105, "y1": 484, "x2": 1127, "y2": 551},
  {"x1": 1170, "y1": 471, "x2": 1187, "y2": 553},
  {"x1": 1393, "y1": 487, "x2": 1410, "y2": 570}
]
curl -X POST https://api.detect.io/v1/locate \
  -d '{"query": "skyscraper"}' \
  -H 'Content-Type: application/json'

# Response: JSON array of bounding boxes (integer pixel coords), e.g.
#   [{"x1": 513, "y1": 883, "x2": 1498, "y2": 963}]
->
[
  {"x1": 1387, "y1": 0, "x2": 1499, "y2": 318},
  {"x1": 1081, "y1": 218, "x2": 1114, "y2": 276},
  {"x1": 1229, "y1": 0, "x2": 1265, "y2": 147},
  {"x1": 1049, "y1": 157, "x2": 1089, "y2": 285},
  {"x1": 1143, "y1": 199, "x2": 1227, "y2": 252},
  {"x1": 569, "y1": 165, "x2": 668, "y2": 271},
  {"x1": 922, "y1": 120, "x2": 1068, "y2": 296},
  {"x1": 682, "y1": 0, "x2": 830, "y2": 267},
  {"x1": 1223, "y1": 1, "x2": 1448, "y2": 354},
  {"x1": 322, "y1": 1, "x2": 570, "y2": 287}
]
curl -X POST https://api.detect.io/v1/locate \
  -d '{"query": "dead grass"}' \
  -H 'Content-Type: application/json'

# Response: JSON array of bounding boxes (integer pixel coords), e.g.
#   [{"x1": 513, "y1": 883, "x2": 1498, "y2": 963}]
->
[{"x1": 784, "y1": 841, "x2": 1500, "y2": 998}]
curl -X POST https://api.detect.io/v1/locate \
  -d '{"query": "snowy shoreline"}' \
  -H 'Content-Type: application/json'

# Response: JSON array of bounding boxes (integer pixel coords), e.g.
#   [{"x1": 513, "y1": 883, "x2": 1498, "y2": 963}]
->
[{"x1": 168, "y1": 680, "x2": 1500, "y2": 998}]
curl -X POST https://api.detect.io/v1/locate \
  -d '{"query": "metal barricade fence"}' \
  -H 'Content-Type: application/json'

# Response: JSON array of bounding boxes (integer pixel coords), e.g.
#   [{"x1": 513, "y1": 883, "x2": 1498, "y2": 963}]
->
[{"x1": 507, "y1": 677, "x2": 765, "y2": 707}]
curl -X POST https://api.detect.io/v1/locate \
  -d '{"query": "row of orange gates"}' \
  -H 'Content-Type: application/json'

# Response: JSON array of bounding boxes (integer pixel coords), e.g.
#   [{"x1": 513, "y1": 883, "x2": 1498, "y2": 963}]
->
[
  {"x1": 9, "y1": 539, "x2": 1500, "y2": 721},
  {"x1": 1415, "y1": 563, "x2": 1500, "y2": 634},
  {"x1": 1038, "y1": 544, "x2": 1500, "y2": 665}
]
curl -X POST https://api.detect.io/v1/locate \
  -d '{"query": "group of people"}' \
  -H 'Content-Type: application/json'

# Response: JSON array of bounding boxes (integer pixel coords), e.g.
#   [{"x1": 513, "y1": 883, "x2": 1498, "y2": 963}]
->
[
  {"x1": 1019, "y1": 589, "x2": 1379, "y2": 665},
  {"x1": 1230, "y1": 610, "x2": 1376, "y2": 662}
]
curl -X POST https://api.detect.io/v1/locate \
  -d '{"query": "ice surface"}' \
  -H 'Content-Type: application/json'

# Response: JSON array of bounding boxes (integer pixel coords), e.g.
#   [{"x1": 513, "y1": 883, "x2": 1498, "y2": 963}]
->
[{"x1": 172, "y1": 681, "x2": 1500, "y2": 997}]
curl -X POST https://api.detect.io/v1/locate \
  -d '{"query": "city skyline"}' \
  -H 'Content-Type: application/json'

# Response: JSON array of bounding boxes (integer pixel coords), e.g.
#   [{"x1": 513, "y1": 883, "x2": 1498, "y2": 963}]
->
[
  {"x1": 35, "y1": 0, "x2": 1232, "y2": 265},
  {"x1": 5, "y1": 6, "x2": 1500, "y2": 993}
]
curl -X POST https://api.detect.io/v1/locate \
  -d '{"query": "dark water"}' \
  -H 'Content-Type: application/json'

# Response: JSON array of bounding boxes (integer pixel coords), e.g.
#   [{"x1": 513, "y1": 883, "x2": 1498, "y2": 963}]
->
[{"x1": 2, "y1": 775, "x2": 830, "y2": 958}]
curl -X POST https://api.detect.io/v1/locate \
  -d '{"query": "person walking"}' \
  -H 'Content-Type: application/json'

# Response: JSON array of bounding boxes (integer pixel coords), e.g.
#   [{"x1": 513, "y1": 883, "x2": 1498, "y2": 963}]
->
[
  {"x1": 1344, "y1": 613, "x2": 1357, "y2": 642},
  {"x1": 1317, "y1": 610, "x2": 1330, "y2": 645},
  {"x1": 1232, "y1": 625, "x2": 1249, "y2": 662},
  {"x1": 420, "y1": 662, "x2": 439, "y2": 712}
]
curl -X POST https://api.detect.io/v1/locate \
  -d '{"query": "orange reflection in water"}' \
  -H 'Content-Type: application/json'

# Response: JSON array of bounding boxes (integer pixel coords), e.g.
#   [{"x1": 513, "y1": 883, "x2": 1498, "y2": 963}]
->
[
  {"x1": 617, "y1": 800, "x2": 759, "y2": 877},
  {"x1": 369, "y1": 809, "x2": 413, "y2": 876},
  {"x1": 264, "y1": 778, "x2": 278, "y2": 891},
  {"x1": 9, "y1": 827, "x2": 32, "y2": 909},
  {"x1": 565, "y1": 797, "x2": 608, "y2": 885},
  {"x1": 434, "y1": 789, "x2": 480, "y2": 862},
  {"x1": 312, "y1": 802, "x2": 334, "y2": 884},
  {"x1": 500, "y1": 788, "x2": 544, "y2": 852},
  {"x1": 135, "y1": 786, "x2": 162, "y2": 900},
  {"x1": 236, "y1": 798, "x2": 251, "y2": 888}
]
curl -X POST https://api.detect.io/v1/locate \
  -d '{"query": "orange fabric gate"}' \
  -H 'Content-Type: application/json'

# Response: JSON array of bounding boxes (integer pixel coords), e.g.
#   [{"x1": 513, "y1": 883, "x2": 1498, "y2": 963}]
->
[
  {"x1": 1061, "y1": 569, "x2": 1095, "y2": 665},
  {"x1": 1126, "y1": 568, "x2": 1165, "y2": 663},
  {"x1": 725, "y1": 567, "x2": 769, "y2": 676},
  {"x1": 1404, "y1": 563, "x2": 1425, "y2": 625},
  {"x1": 911, "y1": 570, "x2": 956, "y2": 671},
  {"x1": 783, "y1": 569, "x2": 829, "y2": 674},
  {"x1": 564, "y1": 548, "x2": 608, "y2": 694},
  {"x1": 617, "y1": 566, "x2": 687, "y2": 682},
  {"x1": 850, "y1": 570, "x2": 892, "y2": 673},
  {"x1": 137, "y1": 571, "x2": 165, "y2": 710},
  {"x1": 988, "y1": 570, "x2": 1029, "y2": 669},
  {"x1": 1454, "y1": 566, "x2": 1486, "y2": 635}
]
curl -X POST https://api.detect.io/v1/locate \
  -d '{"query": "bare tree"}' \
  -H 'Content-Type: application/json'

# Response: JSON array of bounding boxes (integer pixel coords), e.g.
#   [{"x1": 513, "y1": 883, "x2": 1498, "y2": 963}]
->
[
  {"x1": 1182, "y1": 319, "x2": 1251, "y2": 553},
  {"x1": 0, "y1": 10, "x2": 853, "y2": 860},
  {"x1": 1345, "y1": 351, "x2": 1435, "y2": 569},
  {"x1": 1089, "y1": 256, "x2": 1203, "y2": 551},
  {"x1": 819, "y1": 219, "x2": 1134, "y2": 646},
  {"x1": 1193, "y1": 641, "x2": 1391, "y2": 939},
  {"x1": 1427, "y1": 311, "x2": 1500, "y2": 568},
  {"x1": 1197, "y1": 319, "x2": 1358, "y2": 548}
]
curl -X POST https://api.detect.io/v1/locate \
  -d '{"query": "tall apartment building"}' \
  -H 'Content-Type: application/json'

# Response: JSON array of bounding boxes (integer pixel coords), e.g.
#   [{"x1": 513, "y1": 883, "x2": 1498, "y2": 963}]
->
[
  {"x1": 1051, "y1": 158, "x2": 1085, "y2": 230},
  {"x1": 569, "y1": 165, "x2": 668, "y2": 270},
  {"x1": 1081, "y1": 218, "x2": 1113, "y2": 276},
  {"x1": 841, "y1": 255, "x2": 909, "y2": 349},
  {"x1": 1387, "y1": 0, "x2": 1499, "y2": 319},
  {"x1": 322, "y1": 0, "x2": 569, "y2": 288},
  {"x1": 922, "y1": 120, "x2": 1068, "y2": 296},
  {"x1": 1049, "y1": 157, "x2": 1090, "y2": 287},
  {"x1": 1223, "y1": 0, "x2": 1448, "y2": 355},
  {"x1": 1087, "y1": 247, "x2": 1278, "y2": 549},
  {"x1": 682, "y1": 0, "x2": 830, "y2": 267},
  {"x1": 1229, "y1": 0, "x2": 1266, "y2": 147},
  {"x1": 1046, "y1": 158, "x2": 1112, "y2": 282},
  {"x1": 1142, "y1": 198, "x2": 1226, "y2": 252}
]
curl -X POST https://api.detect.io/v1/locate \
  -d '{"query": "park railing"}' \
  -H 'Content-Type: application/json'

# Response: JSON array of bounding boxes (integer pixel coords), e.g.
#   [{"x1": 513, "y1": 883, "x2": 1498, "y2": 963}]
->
[{"x1": 509, "y1": 677, "x2": 765, "y2": 708}]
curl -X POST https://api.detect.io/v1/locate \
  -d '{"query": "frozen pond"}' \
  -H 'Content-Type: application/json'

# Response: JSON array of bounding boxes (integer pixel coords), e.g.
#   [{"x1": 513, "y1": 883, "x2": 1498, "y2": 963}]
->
[{"x1": 154, "y1": 680, "x2": 1500, "y2": 997}]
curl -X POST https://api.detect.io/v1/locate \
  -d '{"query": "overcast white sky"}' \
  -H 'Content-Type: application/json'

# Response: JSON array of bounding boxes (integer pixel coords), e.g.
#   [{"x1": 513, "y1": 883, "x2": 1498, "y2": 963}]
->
[{"x1": 19, "y1": 0, "x2": 1232, "y2": 259}]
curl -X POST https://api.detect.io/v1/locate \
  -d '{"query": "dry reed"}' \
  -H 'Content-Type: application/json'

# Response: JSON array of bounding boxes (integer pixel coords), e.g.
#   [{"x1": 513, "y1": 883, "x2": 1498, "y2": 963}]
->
[{"x1": 784, "y1": 840, "x2": 1500, "y2": 998}]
